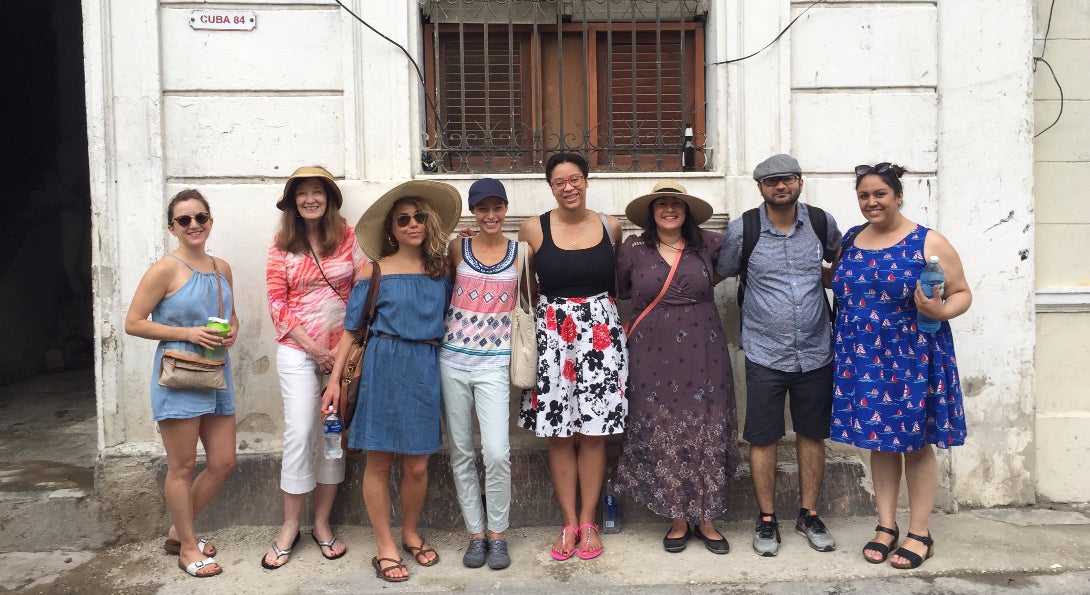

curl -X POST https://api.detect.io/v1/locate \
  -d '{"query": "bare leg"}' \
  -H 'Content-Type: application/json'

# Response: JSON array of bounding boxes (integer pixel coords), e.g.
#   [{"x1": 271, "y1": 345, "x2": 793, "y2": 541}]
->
[
  {"x1": 363, "y1": 451, "x2": 407, "y2": 579},
  {"x1": 400, "y1": 454, "x2": 438, "y2": 564},
  {"x1": 159, "y1": 417, "x2": 219, "y2": 576},
  {"x1": 796, "y1": 435, "x2": 826, "y2": 512},
  {"x1": 263, "y1": 492, "x2": 304, "y2": 567},
  {"x1": 312, "y1": 482, "x2": 346, "y2": 557},
  {"x1": 889, "y1": 446, "x2": 937, "y2": 565},
  {"x1": 667, "y1": 518, "x2": 688, "y2": 539},
  {"x1": 749, "y1": 442, "x2": 779, "y2": 514},
  {"x1": 575, "y1": 434, "x2": 605, "y2": 555},
  {"x1": 865, "y1": 450, "x2": 903, "y2": 562},
  {"x1": 548, "y1": 436, "x2": 579, "y2": 557}
]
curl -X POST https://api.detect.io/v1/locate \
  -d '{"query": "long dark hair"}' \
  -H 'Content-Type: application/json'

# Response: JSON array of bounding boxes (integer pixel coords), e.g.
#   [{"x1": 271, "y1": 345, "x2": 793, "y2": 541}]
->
[
  {"x1": 639, "y1": 199, "x2": 705, "y2": 251},
  {"x1": 275, "y1": 177, "x2": 346, "y2": 257}
]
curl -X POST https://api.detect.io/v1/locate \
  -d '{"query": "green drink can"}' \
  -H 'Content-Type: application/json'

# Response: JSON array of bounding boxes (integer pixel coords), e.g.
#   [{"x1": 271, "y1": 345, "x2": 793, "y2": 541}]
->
[{"x1": 205, "y1": 317, "x2": 231, "y2": 360}]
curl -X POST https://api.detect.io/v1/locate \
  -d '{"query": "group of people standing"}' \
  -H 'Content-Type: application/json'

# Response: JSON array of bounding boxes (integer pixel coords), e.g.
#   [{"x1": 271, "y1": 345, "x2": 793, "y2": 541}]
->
[{"x1": 124, "y1": 151, "x2": 970, "y2": 580}]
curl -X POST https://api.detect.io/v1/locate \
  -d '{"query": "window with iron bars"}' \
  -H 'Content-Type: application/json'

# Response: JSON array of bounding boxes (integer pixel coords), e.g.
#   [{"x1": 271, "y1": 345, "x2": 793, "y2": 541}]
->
[{"x1": 420, "y1": 0, "x2": 708, "y2": 174}]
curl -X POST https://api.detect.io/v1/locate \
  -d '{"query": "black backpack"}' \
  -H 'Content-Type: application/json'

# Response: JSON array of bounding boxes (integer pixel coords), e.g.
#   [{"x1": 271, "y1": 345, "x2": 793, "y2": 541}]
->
[{"x1": 737, "y1": 205, "x2": 838, "y2": 323}]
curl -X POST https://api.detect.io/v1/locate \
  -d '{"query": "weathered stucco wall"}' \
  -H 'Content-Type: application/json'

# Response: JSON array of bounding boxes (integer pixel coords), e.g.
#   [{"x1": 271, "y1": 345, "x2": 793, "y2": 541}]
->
[
  {"x1": 1033, "y1": 0, "x2": 1090, "y2": 503},
  {"x1": 85, "y1": 0, "x2": 1040, "y2": 505}
]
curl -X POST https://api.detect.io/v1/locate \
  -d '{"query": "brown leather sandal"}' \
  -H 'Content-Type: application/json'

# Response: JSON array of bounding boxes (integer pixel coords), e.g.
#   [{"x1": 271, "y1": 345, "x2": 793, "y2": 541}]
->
[
  {"x1": 402, "y1": 537, "x2": 440, "y2": 566},
  {"x1": 372, "y1": 556, "x2": 409, "y2": 582}
]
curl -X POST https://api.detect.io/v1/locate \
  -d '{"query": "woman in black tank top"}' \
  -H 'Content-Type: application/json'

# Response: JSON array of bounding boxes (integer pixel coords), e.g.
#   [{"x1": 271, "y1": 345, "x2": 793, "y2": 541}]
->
[{"x1": 515, "y1": 153, "x2": 629, "y2": 561}]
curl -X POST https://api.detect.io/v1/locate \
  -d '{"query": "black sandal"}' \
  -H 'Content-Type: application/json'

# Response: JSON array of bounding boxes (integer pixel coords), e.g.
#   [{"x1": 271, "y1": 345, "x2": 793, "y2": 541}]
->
[
  {"x1": 862, "y1": 524, "x2": 899, "y2": 564},
  {"x1": 890, "y1": 531, "x2": 934, "y2": 569}
]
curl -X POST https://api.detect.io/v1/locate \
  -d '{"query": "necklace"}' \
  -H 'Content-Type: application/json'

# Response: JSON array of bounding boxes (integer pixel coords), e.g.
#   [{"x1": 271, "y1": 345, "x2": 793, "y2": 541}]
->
[
  {"x1": 660, "y1": 240, "x2": 684, "y2": 251},
  {"x1": 565, "y1": 211, "x2": 593, "y2": 246}
]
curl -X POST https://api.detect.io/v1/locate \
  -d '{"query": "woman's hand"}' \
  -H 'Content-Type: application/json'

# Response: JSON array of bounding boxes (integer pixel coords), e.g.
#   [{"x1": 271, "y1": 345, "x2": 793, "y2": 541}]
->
[
  {"x1": 321, "y1": 381, "x2": 340, "y2": 415},
  {"x1": 222, "y1": 326, "x2": 238, "y2": 349},
  {"x1": 913, "y1": 282, "x2": 946, "y2": 321},
  {"x1": 310, "y1": 346, "x2": 336, "y2": 374},
  {"x1": 185, "y1": 325, "x2": 228, "y2": 351}
]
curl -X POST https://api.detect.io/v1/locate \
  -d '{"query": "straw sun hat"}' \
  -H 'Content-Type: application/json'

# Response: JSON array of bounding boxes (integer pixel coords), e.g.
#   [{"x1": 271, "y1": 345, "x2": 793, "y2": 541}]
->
[
  {"x1": 354, "y1": 180, "x2": 462, "y2": 260},
  {"x1": 625, "y1": 180, "x2": 713, "y2": 229},
  {"x1": 276, "y1": 166, "x2": 343, "y2": 211}
]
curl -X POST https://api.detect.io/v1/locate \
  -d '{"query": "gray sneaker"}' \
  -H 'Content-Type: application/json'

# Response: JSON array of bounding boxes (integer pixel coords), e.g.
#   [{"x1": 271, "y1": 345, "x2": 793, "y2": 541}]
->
[
  {"x1": 752, "y1": 516, "x2": 780, "y2": 557},
  {"x1": 487, "y1": 538, "x2": 510, "y2": 570},
  {"x1": 795, "y1": 513, "x2": 836, "y2": 552},
  {"x1": 463, "y1": 537, "x2": 489, "y2": 568}
]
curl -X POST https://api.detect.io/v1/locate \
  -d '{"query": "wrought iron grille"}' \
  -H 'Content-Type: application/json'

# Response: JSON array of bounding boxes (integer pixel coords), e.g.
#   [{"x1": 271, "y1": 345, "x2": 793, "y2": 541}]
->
[{"x1": 420, "y1": 0, "x2": 709, "y2": 174}]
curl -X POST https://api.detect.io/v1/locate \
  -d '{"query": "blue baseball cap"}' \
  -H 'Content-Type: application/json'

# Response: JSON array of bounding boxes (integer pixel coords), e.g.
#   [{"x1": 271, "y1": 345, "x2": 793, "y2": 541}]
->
[{"x1": 467, "y1": 178, "x2": 509, "y2": 208}]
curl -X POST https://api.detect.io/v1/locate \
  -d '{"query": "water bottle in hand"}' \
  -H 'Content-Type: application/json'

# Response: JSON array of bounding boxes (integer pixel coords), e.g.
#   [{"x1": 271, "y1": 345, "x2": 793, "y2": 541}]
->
[
  {"x1": 917, "y1": 256, "x2": 944, "y2": 334},
  {"x1": 323, "y1": 412, "x2": 344, "y2": 460}
]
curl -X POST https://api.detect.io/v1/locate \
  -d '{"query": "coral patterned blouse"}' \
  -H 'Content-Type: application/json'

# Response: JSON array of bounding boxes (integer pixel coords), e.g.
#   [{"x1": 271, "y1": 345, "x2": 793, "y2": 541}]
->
[{"x1": 266, "y1": 220, "x2": 367, "y2": 352}]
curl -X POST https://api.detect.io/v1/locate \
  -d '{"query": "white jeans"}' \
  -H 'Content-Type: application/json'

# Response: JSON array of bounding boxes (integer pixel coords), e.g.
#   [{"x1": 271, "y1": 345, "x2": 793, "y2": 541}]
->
[
  {"x1": 440, "y1": 363, "x2": 512, "y2": 534},
  {"x1": 277, "y1": 344, "x2": 345, "y2": 494}
]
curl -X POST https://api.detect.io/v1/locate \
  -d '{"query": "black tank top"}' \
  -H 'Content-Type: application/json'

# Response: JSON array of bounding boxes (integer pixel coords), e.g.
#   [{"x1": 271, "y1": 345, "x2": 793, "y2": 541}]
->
[{"x1": 534, "y1": 212, "x2": 616, "y2": 297}]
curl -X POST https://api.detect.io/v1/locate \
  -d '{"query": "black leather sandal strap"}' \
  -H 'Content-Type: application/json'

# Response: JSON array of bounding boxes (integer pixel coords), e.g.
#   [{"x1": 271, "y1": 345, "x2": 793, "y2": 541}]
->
[
  {"x1": 874, "y1": 525, "x2": 898, "y2": 536},
  {"x1": 891, "y1": 545, "x2": 923, "y2": 567},
  {"x1": 904, "y1": 531, "x2": 933, "y2": 546}
]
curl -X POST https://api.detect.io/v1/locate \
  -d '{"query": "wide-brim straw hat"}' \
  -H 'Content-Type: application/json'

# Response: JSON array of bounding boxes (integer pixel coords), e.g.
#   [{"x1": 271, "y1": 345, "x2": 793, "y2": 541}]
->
[
  {"x1": 277, "y1": 166, "x2": 343, "y2": 211},
  {"x1": 625, "y1": 180, "x2": 713, "y2": 229},
  {"x1": 354, "y1": 180, "x2": 462, "y2": 260}
]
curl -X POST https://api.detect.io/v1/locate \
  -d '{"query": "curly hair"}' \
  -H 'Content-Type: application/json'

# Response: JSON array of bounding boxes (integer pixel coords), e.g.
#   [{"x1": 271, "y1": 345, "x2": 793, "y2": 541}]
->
[{"x1": 382, "y1": 197, "x2": 450, "y2": 279}]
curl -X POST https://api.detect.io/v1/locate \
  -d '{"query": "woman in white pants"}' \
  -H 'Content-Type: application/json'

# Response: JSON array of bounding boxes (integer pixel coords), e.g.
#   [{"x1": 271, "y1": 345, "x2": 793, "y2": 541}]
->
[
  {"x1": 263, "y1": 166, "x2": 365, "y2": 569},
  {"x1": 439, "y1": 178, "x2": 518, "y2": 570}
]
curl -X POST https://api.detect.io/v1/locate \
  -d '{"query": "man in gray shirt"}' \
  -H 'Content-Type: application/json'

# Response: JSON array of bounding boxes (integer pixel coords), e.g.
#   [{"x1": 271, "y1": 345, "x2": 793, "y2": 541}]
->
[{"x1": 716, "y1": 154, "x2": 841, "y2": 557}]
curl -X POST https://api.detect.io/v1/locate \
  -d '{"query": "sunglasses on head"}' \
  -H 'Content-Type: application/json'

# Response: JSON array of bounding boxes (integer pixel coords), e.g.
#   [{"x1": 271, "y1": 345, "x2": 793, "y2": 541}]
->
[
  {"x1": 855, "y1": 162, "x2": 893, "y2": 177},
  {"x1": 394, "y1": 212, "x2": 428, "y2": 228},
  {"x1": 172, "y1": 212, "x2": 211, "y2": 227}
]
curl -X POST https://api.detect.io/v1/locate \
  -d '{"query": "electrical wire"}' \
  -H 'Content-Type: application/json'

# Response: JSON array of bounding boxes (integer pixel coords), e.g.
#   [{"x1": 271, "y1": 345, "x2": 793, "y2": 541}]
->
[
  {"x1": 1033, "y1": 0, "x2": 1062, "y2": 138},
  {"x1": 333, "y1": 1, "x2": 447, "y2": 142},
  {"x1": 708, "y1": 0, "x2": 825, "y2": 66}
]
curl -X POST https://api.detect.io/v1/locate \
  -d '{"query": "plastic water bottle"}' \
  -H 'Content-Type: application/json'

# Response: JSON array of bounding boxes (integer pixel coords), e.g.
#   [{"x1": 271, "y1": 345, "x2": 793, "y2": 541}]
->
[
  {"x1": 323, "y1": 413, "x2": 343, "y2": 460},
  {"x1": 917, "y1": 256, "x2": 944, "y2": 334},
  {"x1": 602, "y1": 479, "x2": 620, "y2": 534}
]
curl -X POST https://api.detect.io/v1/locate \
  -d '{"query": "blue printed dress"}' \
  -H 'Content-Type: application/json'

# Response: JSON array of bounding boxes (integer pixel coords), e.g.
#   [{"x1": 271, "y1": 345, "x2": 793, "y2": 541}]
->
[
  {"x1": 343, "y1": 274, "x2": 452, "y2": 454},
  {"x1": 829, "y1": 225, "x2": 966, "y2": 452}
]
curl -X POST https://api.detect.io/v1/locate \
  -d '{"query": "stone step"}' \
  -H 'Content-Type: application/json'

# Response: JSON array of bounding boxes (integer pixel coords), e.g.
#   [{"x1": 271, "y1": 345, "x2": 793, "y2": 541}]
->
[{"x1": 108, "y1": 441, "x2": 874, "y2": 539}]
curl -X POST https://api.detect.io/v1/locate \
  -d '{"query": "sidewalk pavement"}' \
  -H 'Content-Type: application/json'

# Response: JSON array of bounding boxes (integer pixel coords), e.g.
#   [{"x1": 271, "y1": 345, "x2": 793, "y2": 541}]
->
[{"x1": 4, "y1": 507, "x2": 1090, "y2": 594}]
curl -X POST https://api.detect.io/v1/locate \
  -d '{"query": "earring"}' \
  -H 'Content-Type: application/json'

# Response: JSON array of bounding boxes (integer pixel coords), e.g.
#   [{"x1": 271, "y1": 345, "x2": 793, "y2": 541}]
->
[{"x1": 387, "y1": 235, "x2": 396, "y2": 247}]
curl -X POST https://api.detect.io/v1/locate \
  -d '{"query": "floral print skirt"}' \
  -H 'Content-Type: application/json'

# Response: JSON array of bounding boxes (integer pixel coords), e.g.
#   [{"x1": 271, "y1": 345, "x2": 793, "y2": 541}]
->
[{"x1": 518, "y1": 292, "x2": 628, "y2": 437}]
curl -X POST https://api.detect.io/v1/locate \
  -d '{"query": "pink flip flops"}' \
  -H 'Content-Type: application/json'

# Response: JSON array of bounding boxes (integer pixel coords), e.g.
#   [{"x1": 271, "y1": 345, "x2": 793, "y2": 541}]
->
[
  {"x1": 576, "y1": 523, "x2": 602, "y2": 560},
  {"x1": 550, "y1": 525, "x2": 578, "y2": 561}
]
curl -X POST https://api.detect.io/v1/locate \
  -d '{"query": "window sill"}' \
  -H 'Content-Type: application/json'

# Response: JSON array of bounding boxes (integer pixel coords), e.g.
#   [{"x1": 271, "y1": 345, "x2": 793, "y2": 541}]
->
[{"x1": 1037, "y1": 286, "x2": 1090, "y2": 313}]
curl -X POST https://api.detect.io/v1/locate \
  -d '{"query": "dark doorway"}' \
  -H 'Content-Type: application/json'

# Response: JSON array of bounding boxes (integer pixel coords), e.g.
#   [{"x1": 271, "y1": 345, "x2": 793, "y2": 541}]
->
[{"x1": 0, "y1": 0, "x2": 93, "y2": 386}]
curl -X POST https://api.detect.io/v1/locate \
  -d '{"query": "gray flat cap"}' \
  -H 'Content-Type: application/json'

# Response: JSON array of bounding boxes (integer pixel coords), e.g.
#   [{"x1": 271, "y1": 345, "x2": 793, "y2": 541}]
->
[{"x1": 753, "y1": 154, "x2": 803, "y2": 181}]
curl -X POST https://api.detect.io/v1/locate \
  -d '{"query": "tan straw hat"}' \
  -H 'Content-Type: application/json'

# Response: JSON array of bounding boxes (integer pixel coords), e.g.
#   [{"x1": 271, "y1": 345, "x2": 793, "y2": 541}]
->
[
  {"x1": 625, "y1": 180, "x2": 713, "y2": 229},
  {"x1": 354, "y1": 180, "x2": 462, "y2": 260},
  {"x1": 277, "y1": 166, "x2": 343, "y2": 211}
]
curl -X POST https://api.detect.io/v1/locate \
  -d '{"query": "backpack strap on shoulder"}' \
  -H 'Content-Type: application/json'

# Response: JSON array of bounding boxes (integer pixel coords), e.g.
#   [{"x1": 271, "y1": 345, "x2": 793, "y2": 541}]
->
[
  {"x1": 737, "y1": 208, "x2": 761, "y2": 322},
  {"x1": 805, "y1": 204, "x2": 836, "y2": 263}
]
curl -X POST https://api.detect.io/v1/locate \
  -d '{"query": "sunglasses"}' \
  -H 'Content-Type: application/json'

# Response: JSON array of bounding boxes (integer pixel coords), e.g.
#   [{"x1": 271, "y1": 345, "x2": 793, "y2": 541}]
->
[
  {"x1": 855, "y1": 162, "x2": 892, "y2": 177},
  {"x1": 394, "y1": 212, "x2": 428, "y2": 228},
  {"x1": 550, "y1": 174, "x2": 586, "y2": 189},
  {"x1": 172, "y1": 212, "x2": 211, "y2": 227},
  {"x1": 758, "y1": 174, "x2": 800, "y2": 187}
]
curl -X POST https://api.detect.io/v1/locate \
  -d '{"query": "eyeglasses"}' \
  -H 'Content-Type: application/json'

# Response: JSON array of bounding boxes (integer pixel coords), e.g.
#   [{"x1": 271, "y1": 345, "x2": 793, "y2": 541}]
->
[
  {"x1": 758, "y1": 174, "x2": 800, "y2": 187},
  {"x1": 855, "y1": 162, "x2": 892, "y2": 177},
  {"x1": 394, "y1": 212, "x2": 428, "y2": 228},
  {"x1": 172, "y1": 213, "x2": 211, "y2": 227},
  {"x1": 550, "y1": 174, "x2": 586, "y2": 189}
]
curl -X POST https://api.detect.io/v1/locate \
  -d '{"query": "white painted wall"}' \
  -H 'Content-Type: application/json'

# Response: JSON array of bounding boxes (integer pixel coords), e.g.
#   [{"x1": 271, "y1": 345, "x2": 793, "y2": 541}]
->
[
  {"x1": 84, "y1": 0, "x2": 1043, "y2": 505},
  {"x1": 1033, "y1": 0, "x2": 1090, "y2": 503}
]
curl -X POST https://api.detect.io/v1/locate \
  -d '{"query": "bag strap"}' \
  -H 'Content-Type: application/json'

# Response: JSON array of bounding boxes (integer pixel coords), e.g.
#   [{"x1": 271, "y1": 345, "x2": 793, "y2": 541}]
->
[
  {"x1": 311, "y1": 246, "x2": 347, "y2": 303},
  {"x1": 736, "y1": 208, "x2": 760, "y2": 327},
  {"x1": 353, "y1": 262, "x2": 382, "y2": 345},
  {"x1": 829, "y1": 223, "x2": 869, "y2": 321},
  {"x1": 625, "y1": 240, "x2": 683, "y2": 336},
  {"x1": 515, "y1": 241, "x2": 532, "y2": 313},
  {"x1": 210, "y1": 257, "x2": 223, "y2": 319}
]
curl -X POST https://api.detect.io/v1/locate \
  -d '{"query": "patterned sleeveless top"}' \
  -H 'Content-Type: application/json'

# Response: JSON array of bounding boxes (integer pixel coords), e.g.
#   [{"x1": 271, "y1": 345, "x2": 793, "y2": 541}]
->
[{"x1": 440, "y1": 238, "x2": 519, "y2": 371}]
